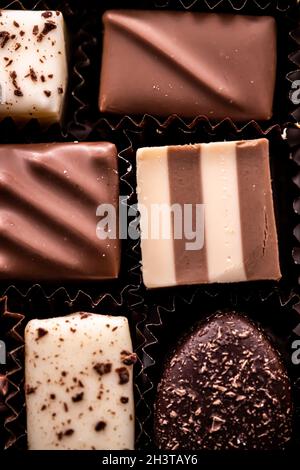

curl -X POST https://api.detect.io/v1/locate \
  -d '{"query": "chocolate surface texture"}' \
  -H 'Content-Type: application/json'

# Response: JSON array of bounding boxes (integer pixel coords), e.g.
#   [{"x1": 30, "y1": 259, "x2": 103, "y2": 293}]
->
[
  {"x1": 25, "y1": 313, "x2": 136, "y2": 450},
  {"x1": 154, "y1": 312, "x2": 292, "y2": 450},
  {"x1": 136, "y1": 139, "x2": 280, "y2": 288},
  {"x1": 100, "y1": 10, "x2": 276, "y2": 121},
  {"x1": 0, "y1": 10, "x2": 68, "y2": 124},
  {"x1": 0, "y1": 142, "x2": 120, "y2": 281}
]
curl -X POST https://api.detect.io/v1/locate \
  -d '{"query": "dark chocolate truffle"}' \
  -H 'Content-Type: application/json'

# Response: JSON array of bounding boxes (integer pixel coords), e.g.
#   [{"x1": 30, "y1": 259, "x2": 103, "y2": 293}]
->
[{"x1": 154, "y1": 312, "x2": 292, "y2": 450}]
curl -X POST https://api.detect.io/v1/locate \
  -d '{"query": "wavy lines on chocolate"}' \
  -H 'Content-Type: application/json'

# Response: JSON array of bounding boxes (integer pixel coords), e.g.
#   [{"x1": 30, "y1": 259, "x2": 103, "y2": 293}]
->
[
  {"x1": 0, "y1": 142, "x2": 120, "y2": 281},
  {"x1": 106, "y1": 10, "x2": 237, "y2": 108}
]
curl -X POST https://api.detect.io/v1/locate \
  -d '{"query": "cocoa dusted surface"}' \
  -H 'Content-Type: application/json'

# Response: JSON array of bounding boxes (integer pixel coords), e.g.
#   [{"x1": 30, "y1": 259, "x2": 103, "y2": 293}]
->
[
  {"x1": 154, "y1": 312, "x2": 292, "y2": 450},
  {"x1": 99, "y1": 10, "x2": 277, "y2": 121},
  {"x1": 0, "y1": 142, "x2": 120, "y2": 281}
]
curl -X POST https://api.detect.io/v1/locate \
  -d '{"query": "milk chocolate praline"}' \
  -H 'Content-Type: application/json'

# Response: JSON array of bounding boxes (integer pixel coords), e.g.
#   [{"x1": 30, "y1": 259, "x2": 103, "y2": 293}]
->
[
  {"x1": 100, "y1": 11, "x2": 276, "y2": 121},
  {"x1": 154, "y1": 312, "x2": 292, "y2": 450}
]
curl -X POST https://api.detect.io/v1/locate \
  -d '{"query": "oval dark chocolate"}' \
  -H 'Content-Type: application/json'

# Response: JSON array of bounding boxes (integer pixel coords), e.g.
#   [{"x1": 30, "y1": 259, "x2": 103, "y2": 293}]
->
[{"x1": 154, "y1": 312, "x2": 292, "y2": 450}]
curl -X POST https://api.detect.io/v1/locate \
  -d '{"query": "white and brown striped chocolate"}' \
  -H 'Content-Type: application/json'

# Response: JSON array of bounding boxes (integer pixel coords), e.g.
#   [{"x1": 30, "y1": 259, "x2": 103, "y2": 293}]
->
[
  {"x1": 136, "y1": 139, "x2": 281, "y2": 288},
  {"x1": 25, "y1": 313, "x2": 136, "y2": 450}
]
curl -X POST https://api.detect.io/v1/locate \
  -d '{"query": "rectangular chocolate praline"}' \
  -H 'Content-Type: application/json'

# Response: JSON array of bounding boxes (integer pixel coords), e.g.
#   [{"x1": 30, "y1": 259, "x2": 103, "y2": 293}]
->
[
  {"x1": 25, "y1": 313, "x2": 135, "y2": 450},
  {"x1": 136, "y1": 139, "x2": 281, "y2": 288},
  {"x1": 0, "y1": 142, "x2": 120, "y2": 281},
  {"x1": 0, "y1": 10, "x2": 68, "y2": 125},
  {"x1": 100, "y1": 11, "x2": 277, "y2": 121}
]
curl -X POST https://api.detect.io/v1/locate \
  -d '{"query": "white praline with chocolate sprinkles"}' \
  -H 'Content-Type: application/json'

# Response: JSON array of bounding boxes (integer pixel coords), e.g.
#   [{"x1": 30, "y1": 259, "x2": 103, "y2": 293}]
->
[
  {"x1": 25, "y1": 313, "x2": 136, "y2": 450},
  {"x1": 0, "y1": 10, "x2": 67, "y2": 124}
]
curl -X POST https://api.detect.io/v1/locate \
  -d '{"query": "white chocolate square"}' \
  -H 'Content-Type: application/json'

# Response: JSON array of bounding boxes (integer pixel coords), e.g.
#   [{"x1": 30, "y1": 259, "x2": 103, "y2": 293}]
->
[
  {"x1": 0, "y1": 10, "x2": 68, "y2": 124},
  {"x1": 25, "y1": 313, "x2": 135, "y2": 450}
]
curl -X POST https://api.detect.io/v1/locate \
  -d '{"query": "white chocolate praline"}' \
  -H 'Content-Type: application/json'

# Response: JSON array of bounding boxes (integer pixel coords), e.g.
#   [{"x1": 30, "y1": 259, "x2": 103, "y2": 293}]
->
[
  {"x1": 25, "y1": 313, "x2": 136, "y2": 450},
  {"x1": 0, "y1": 10, "x2": 68, "y2": 124}
]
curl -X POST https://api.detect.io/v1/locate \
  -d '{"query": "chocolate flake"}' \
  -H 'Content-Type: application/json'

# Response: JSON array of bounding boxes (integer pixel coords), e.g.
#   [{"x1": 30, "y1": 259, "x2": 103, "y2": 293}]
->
[
  {"x1": 57, "y1": 87, "x2": 63, "y2": 94},
  {"x1": 26, "y1": 385, "x2": 37, "y2": 395},
  {"x1": 42, "y1": 12, "x2": 53, "y2": 18},
  {"x1": 36, "y1": 327, "x2": 48, "y2": 340},
  {"x1": 37, "y1": 21, "x2": 57, "y2": 42},
  {"x1": 120, "y1": 396, "x2": 129, "y2": 404},
  {"x1": 71, "y1": 392, "x2": 84, "y2": 402},
  {"x1": 0, "y1": 31, "x2": 10, "y2": 48},
  {"x1": 33, "y1": 25, "x2": 39, "y2": 36},
  {"x1": 25, "y1": 67, "x2": 38, "y2": 81},
  {"x1": 80, "y1": 313, "x2": 90, "y2": 319},
  {"x1": 95, "y1": 421, "x2": 106, "y2": 432},
  {"x1": 121, "y1": 350, "x2": 137, "y2": 366},
  {"x1": 13, "y1": 21, "x2": 19, "y2": 28},
  {"x1": 44, "y1": 90, "x2": 51, "y2": 97},
  {"x1": 93, "y1": 362, "x2": 112, "y2": 376},
  {"x1": 115, "y1": 367, "x2": 129, "y2": 385},
  {"x1": 57, "y1": 429, "x2": 74, "y2": 440}
]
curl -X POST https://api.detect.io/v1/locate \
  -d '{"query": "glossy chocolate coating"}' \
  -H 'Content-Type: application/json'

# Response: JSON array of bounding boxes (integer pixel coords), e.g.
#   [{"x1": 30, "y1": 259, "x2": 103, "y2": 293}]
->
[
  {"x1": 0, "y1": 142, "x2": 120, "y2": 281},
  {"x1": 100, "y1": 11, "x2": 276, "y2": 121},
  {"x1": 154, "y1": 312, "x2": 292, "y2": 450}
]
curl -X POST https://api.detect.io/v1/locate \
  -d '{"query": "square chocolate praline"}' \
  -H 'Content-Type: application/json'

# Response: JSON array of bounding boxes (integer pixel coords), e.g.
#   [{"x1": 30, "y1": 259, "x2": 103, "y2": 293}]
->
[
  {"x1": 136, "y1": 139, "x2": 281, "y2": 289},
  {"x1": 99, "y1": 10, "x2": 277, "y2": 121},
  {"x1": 0, "y1": 142, "x2": 120, "y2": 281}
]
